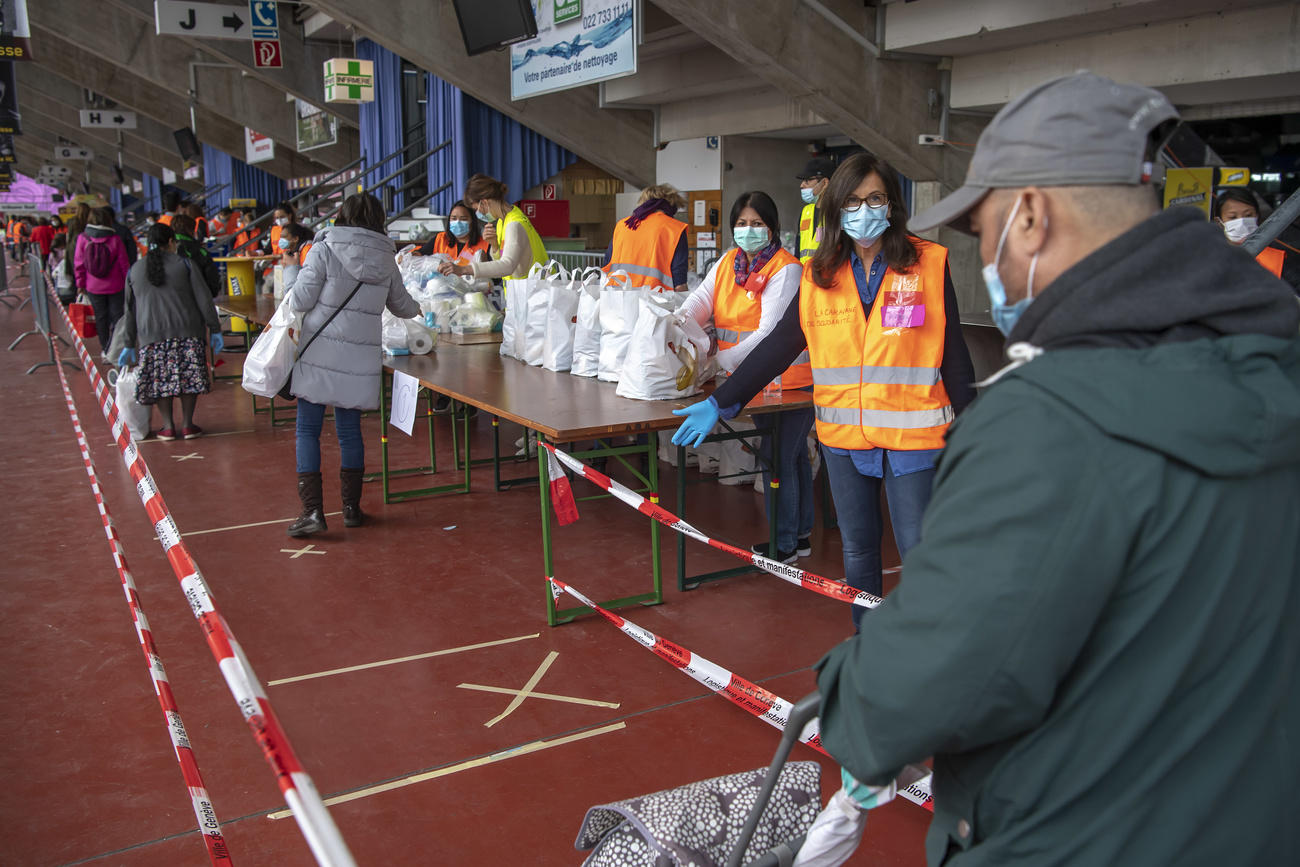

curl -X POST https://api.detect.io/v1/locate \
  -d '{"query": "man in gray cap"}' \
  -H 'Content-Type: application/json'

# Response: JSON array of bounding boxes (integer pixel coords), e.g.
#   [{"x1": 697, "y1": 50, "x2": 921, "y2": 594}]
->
[{"x1": 808, "y1": 72, "x2": 1298, "y2": 865}]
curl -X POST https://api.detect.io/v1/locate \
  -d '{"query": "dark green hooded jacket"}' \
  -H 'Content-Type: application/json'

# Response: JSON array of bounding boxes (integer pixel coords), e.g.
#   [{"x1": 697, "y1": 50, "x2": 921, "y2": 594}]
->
[{"x1": 816, "y1": 207, "x2": 1300, "y2": 865}]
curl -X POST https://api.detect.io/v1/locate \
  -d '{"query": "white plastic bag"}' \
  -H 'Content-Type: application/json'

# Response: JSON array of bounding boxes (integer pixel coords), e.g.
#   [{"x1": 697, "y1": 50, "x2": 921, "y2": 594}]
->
[
  {"x1": 571, "y1": 268, "x2": 604, "y2": 377},
  {"x1": 541, "y1": 269, "x2": 582, "y2": 372},
  {"x1": 241, "y1": 297, "x2": 300, "y2": 398},
  {"x1": 615, "y1": 294, "x2": 709, "y2": 401},
  {"x1": 522, "y1": 261, "x2": 565, "y2": 366},
  {"x1": 115, "y1": 366, "x2": 151, "y2": 441},
  {"x1": 597, "y1": 269, "x2": 641, "y2": 382},
  {"x1": 500, "y1": 277, "x2": 523, "y2": 360}
]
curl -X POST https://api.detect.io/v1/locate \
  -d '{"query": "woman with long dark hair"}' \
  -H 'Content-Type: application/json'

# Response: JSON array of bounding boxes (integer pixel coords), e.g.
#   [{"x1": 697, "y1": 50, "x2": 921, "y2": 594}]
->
[
  {"x1": 117, "y1": 223, "x2": 222, "y2": 440},
  {"x1": 418, "y1": 201, "x2": 490, "y2": 264},
  {"x1": 672, "y1": 152, "x2": 976, "y2": 630},
  {"x1": 679, "y1": 190, "x2": 813, "y2": 563},
  {"x1": 283, "y1": 192, "x2": 420, "y2": 537},
  {"x1": 436, "y1": 173, "x2": 546, "y2": 281}
]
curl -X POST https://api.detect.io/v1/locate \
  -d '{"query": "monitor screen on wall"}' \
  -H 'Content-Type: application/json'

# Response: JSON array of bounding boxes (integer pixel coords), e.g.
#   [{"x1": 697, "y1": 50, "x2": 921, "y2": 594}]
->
[{"x1": 451, "y1": 0, "x2": 538, "y2": 57}]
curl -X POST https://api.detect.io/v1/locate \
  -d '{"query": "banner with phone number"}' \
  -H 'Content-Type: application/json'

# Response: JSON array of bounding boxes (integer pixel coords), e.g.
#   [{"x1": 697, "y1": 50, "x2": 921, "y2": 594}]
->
[{"x1": 510, "y1": 0, "x2": 636, "y2": 100}]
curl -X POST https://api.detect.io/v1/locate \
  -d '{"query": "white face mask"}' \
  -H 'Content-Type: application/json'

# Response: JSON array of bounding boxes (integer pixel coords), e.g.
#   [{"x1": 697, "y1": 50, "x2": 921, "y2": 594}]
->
[{"x1": 1222, "y1": 216, "x2": 1257, "y2": 244}]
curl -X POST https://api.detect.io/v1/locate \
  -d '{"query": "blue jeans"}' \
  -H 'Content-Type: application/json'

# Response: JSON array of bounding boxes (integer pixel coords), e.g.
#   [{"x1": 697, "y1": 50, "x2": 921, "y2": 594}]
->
[
  {"x1": 821, "y1": 448, "x2": 936, "y2": 631},
  {"x1": 295, "y1": 399, "x2": 364, "y2": 473},
  {"x1": 754, "y1": 406, "x2": 816, "y2": 552}
]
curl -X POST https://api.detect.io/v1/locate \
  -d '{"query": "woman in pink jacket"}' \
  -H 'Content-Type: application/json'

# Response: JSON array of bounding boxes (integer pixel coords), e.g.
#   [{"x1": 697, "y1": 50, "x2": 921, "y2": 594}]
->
[{"x1": 74, "y1": 206, "x2": 132, "y2": 357}]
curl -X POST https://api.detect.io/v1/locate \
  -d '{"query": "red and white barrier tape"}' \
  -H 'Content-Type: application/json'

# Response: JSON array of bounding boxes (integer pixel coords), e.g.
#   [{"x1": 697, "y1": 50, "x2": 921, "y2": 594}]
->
[
  {"x1": 548, "y1": 577, "x2": 932, "y2": 812},
  {"x1": 45, "y1": 282, "x2": 357, "y2": 866},
  {"x1": 544, "y1": 444, "x2": 883, "y2": 610},
  {"x1": 54, "y1": 360, "x2": 233, "y2": 863}
]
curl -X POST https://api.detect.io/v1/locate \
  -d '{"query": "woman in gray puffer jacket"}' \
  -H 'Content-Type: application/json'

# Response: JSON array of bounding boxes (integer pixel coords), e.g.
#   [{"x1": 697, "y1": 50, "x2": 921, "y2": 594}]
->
[{"x1": 285, "y1": 193, "x2": 420, "y2": 537}]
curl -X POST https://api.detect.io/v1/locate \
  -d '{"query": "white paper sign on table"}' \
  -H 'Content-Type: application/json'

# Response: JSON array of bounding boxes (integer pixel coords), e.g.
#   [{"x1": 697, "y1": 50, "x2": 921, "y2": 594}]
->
[{"x1": 389, "y1": 370, "x2": 419, "y2": 436}]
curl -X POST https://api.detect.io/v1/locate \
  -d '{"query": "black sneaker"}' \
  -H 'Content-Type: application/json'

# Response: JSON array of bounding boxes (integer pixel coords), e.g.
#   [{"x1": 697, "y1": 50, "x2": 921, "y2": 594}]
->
[
  {"x1": 796, "y1": 536, "x2": 812, "y2": 558},
  {"x1": 751, "y1": 541, "x2": 798, "y2": 564}
]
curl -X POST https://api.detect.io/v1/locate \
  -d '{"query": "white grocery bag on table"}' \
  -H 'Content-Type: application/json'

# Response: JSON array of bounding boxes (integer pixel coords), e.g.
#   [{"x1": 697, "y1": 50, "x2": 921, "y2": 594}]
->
[
  {"x1": 571, "y1": 267, "x2": 604, "y2": 377},
  {"x1": 541, "y1": 266, "x2": 583, "y2": 372},
  {"x1": 615, "y1": 293, "x2": 712, "y2": 401},
  {"x1": 597, "y1": 269, "x2": 643, "y2": 382},
  {"x1": 241, "y1": 295, "x2": 300, "y2": 398}
]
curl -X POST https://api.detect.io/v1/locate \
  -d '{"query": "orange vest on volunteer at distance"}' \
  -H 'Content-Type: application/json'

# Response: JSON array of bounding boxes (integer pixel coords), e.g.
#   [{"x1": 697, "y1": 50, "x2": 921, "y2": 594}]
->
[
  {"x1": 712, "y1": 247, "x2": 812, "y2": 389},
  {"x1": 799, "y1": 238, "x2": 953, "y2": 451},
  {"x1": 1257, "y1": 246, "x2": 1285, "y2": 278},
  {"x1": 604, "y1": 210, "x2": 687, "y2": 292},
  {"x1": 433, "y1": 232, "x2": 491, "y2": 265},
  {"x1": 298, "y1": 241, "x2": 313, "y2": 266}
]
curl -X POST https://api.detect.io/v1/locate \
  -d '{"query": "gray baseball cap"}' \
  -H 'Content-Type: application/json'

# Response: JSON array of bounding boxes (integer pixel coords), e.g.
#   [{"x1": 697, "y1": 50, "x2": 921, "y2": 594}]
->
[{"x1": 910, "y1": 72, "x2": 1179, "y2": 233}]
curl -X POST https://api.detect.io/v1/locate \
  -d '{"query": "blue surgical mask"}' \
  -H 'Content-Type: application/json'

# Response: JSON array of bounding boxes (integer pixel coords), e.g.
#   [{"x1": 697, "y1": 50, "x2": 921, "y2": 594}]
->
[
  {"x1": 277, "y1": 237, "x2": 291, "y2": 250},
  {"x1": 981, "y1": 193, "x2": 1042, "y2": 337},
  {"x1": 800, "y1": 187, "x2": 817, "y2": 205},
  {"x1": 475, "y1": 209, "x2": 494, "y2": 223},
  {"x1": 449, "y1": 219, "x2": 470, "y2": 239},
  {"x1": 733, "y1": 226, "x2": 769, "y2": 255},
  {"x1": 840, "y1": 202, "x2": 889, "y2": 243}
]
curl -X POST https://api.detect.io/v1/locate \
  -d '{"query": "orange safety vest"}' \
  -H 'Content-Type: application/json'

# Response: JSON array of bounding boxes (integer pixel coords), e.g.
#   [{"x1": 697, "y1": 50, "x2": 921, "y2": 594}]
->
[
  {"x1": 712, "y1": 247, "x2": 812, "y2": 388},
  {"x1": 157, "y1": 213, "x2": 174, "y2": 226},
  {"x1": 799, "y1": 238, "x2": 953, "y2": 451},
  {"x1": 298, "y1": 241, "x2": 313, "y2": 266},
  {"x1": 1257, "y1": 246, "x2": 1285, "y2": 278},
  {"x1": 604, "y1": 211, "x2": 687, "y2": 292},
  {"x1": 234, "y1": 229, "x2": 257, "y2": 255},
  {"x1": 270, "y1": 224, "x2": 283, "y2": 249},
  {"x1": 433, "y1": 233, "x2": 490, "y2": 264}
]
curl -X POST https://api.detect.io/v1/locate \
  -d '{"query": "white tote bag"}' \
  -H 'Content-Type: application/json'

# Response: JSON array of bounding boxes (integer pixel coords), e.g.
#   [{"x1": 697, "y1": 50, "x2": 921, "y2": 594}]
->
[
  {"x1": 615, "y1": 294, "x2": 710, "y2": 401},
  {"x1": 542, "y1": 268, "x2": 583, "y2": 372},
  {"x1": 523, "y1": 260, "x2": 566, "y2": 366},
  {"x1": 499, "y1": 277, "x2": 526, "y2": 360},
  {"x1": 597, "y1": 269, "x2": 643, "y2": 382},
  {"x1": 570, "y1": 267, "x2": 604, "y2": 378},
  {"x1": 241, "y1": 296, "x2": 301, "y2": 398}
]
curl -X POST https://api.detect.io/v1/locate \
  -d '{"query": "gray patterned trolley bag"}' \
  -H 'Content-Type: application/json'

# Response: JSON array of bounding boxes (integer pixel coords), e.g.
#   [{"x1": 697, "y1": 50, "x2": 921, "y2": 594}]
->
[{"x1": 575, "y1": 693, "x2": 824, "y2": 867}]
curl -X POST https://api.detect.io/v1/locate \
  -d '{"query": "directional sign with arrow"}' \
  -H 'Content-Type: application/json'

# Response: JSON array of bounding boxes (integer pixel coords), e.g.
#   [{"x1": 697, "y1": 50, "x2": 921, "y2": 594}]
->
[
  {"x1": 80, "y1": 110, "x2": 138, "y2": 130},
  {"x1": 154, "y1": 0, "x2": 248, "y2": 40}
]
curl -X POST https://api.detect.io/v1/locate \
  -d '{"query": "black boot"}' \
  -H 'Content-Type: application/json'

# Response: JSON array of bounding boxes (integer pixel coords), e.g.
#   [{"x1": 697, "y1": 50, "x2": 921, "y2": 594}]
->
[
  {"x1": 340, "y1": 467, "x2": 365, "y2": 528},
  {"x1": 287, "y1": 471, "x2": 327, "y2": 537}
]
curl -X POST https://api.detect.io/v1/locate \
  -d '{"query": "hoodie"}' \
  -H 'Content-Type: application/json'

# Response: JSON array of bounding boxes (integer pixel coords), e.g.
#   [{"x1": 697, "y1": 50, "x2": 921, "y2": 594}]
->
[
  {"x1": 285, "y1": 225, "x2": 420, "y2": 410},
  {"x1": 815, "y1": 206, "x2": 1299, "y2": 866}
]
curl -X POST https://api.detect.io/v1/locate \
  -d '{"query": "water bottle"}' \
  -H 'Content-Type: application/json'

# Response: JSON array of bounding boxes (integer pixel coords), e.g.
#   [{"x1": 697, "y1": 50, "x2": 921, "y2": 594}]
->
[{"x1": 763, "y1": 374, "x2": 782, "y2": 397}]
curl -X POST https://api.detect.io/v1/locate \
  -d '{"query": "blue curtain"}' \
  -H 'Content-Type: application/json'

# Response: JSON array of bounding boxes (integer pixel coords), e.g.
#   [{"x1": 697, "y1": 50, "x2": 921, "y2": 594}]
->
[
  {"x1": 426, "y1": 74, "x2": 466, "y2": 214},
  {"x1": 109, "y1": 186, "x2": 122, "y2": 214},
  {"x1": 202, "y1": 143, "x2": 233, "y2": 212},
  {"x1": 232, "y1": 159, "x2": 287, "y2": 211},
  {"x1": 461, "y1": 93, "x2": 576, "y2": 204},
  {"x1": 142, "y1": 174, "x2": 162, "y2": 212},
  {"x1": 356, "y1": 38, "x2": 405, "y2": 211}
]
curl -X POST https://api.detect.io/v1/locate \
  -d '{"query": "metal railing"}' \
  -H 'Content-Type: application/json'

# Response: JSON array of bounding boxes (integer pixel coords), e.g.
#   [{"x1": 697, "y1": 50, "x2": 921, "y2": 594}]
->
[
  {"x1": 1244, "y1": 186, "x2": 1300, "y2": 256},
  {"x1": 544, "y1": 249, "x2": 605, "y2": 272},
  {"x1": 318, "y1": 139, "x2": 452, "y2": 227}
]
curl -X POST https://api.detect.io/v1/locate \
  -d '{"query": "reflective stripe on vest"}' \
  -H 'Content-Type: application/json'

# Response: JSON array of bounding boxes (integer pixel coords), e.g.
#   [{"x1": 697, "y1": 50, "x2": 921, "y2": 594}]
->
[
  {"x1": 499, "y1": 206, "x2": 548, "y2": 281},
  {"x1": 798, "y1": 239, "x2": 953, "y2": 450},
  {"x1": 711, "y1": 246, "x2": 811, "y2": 388},
  {"x1": 815, "y1": 405, "x2": 954, "y2": 430},
  {"x1": 603, "y1": 211, "x2": 686, "y2": 292},
  {"x1": 812, "y1": 365, "x2": 941, "y2": 387}
]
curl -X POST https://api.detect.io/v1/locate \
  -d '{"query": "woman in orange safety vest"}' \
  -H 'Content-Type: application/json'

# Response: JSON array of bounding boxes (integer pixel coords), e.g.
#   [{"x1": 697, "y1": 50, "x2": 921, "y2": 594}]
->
[
  {"x1": 679, "y1": 190, "x2": 814, "y2": 565},
  {"x1": 1214, "y1": 187, "x2": 1292, "y2": 286},
  {"x1": 418, "y1": 202, "x2": 491, "y2": 264},
  {"x1": 602, "y1": 183, "x2": 688, "y2": 292},
  {"x1": 672, "y1": 152, "x2": 976, "y2": 630}
]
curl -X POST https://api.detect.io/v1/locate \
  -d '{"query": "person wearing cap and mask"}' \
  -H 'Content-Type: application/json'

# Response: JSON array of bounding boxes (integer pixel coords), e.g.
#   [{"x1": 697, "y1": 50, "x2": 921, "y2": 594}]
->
[
  {"x1": 797, "y1": 156, "x2": 834, "y2": 264},
  {"x1": 1213, "y1": 186, "x2": 1291, "y2": 282},
  {"x1": 673, "y1": 153, "x2": 975, "y2": 624},
  {"x1": 793, "y1": 73, "x2": 1299, "y2": 867}
]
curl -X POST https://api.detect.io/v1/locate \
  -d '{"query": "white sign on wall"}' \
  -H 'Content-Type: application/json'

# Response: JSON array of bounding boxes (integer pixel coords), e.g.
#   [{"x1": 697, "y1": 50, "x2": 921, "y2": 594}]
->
[
  {"x1": 162, "y1": 167, "x2": 177, "y2": 184},
  {"x1": 510, "y1": 0, "x2": 636, "y2": 101},
  {"x1": 244, "y1": 127, "x2": 274, "y2": 164}
]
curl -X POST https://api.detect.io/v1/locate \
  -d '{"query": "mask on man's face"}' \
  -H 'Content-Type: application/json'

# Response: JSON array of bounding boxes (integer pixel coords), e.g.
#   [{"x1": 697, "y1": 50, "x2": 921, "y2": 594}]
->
[{"x1": 980, "y1": 193, "x2": 1047, "y2": 337}]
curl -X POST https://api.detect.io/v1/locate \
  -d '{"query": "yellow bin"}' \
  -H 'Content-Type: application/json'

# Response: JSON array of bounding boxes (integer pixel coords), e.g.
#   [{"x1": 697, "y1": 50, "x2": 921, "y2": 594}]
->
[{"x1": 214, "y1": 256, "x2": 276, "y2": 333}]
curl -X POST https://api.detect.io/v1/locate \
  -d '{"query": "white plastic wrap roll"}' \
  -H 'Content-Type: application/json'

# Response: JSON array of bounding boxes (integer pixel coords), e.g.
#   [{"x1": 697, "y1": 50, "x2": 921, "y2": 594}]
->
[{"x1": 403, "y1": 319, "x2": 436, "y2": 355}]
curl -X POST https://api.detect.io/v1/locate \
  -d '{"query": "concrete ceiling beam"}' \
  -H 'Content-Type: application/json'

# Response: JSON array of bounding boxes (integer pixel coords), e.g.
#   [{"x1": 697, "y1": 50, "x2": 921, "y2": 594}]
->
[
  {"x1": 17, "y1": 106, "x2": 171, "y2": 183},
  {"x1": 305, "y1": 0, "x2": 656, "y2": 187},
  {"x1": 29, "y1": 0, "x2": 357, "y2": 173},
  {"x1": 28, "y1": 30, "x2": 329, "y2": 181},
  {"x1": 102, "y1": 0, "x2": 360, "y2": 130},
  {"x1": 651, "y1": 0, "x2": 950, "y2": 183}
]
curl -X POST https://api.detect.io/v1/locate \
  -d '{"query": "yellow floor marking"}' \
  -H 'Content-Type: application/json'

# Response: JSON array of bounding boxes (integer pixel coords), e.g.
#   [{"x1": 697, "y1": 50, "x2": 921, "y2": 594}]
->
[
  {"x1": 266, "y1": 721, "x2": 627, "y2": 820},
  {"x1": 456, "y1": 682, "x2": 620, "y2": 710},
  {"x1": 153, "y1": 511, "x2": 344, "y2": 540},
  {"x1": 266, "y1": 633, "x2": 541, "y2": 686},
  {"x1": 484, "y1": 651, "x2": 559, "y2": 728}
]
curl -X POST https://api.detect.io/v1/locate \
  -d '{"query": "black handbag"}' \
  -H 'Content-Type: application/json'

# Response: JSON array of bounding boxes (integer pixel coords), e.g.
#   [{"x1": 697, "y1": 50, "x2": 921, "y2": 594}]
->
[{"x1": 278, "y1": 274, "x2": 366, "y2": 401}]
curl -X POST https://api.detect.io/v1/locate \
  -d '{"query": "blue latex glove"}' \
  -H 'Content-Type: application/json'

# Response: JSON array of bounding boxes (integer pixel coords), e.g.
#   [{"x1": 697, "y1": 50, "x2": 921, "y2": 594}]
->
[
  {"x1": 210, "y1": 332, "x2": 224, "y2": 355},
  {"x1": 117, "y1": 347, "x2": 138, "y2": 368},
  {"x1": 670, "y1": 397, "x2": 720, "y2": 447}
]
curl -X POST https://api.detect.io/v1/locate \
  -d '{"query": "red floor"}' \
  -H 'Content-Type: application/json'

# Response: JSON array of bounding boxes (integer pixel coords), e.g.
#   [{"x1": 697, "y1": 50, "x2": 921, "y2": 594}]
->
[{"x1": 0, "y1": 262, "x2": 927, "y2": 866}]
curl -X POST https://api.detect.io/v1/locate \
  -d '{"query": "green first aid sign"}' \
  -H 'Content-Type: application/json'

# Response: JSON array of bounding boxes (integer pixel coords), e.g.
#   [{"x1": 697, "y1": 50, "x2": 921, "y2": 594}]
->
[
  {"x1": 554, "y1": 0, "x2": 581, "y2": 24},
  {"x1": 323, "y1": 57, "x2": 375, "y2": 104}
]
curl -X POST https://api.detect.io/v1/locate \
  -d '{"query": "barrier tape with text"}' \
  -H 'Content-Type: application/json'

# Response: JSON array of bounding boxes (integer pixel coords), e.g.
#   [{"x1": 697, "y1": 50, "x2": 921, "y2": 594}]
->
[{"x1": 44, "y1": 277, "x2": 358, "y2": 867}]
